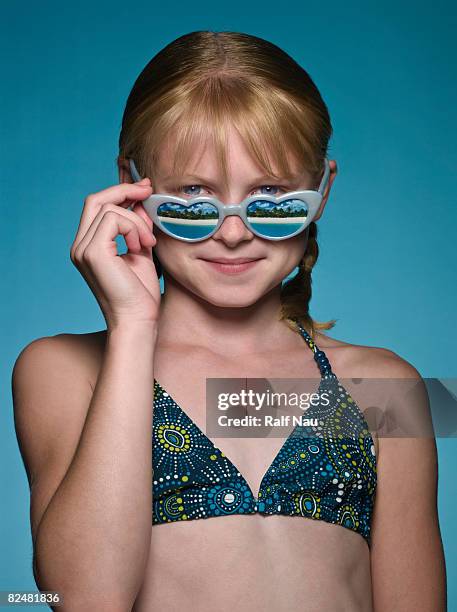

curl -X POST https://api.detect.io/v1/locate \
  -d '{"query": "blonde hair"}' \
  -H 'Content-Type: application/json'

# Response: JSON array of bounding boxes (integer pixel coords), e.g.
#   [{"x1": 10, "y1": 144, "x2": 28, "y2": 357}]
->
[{"x1": 118, "y1": 30, "x2": 337, "y2": 339}]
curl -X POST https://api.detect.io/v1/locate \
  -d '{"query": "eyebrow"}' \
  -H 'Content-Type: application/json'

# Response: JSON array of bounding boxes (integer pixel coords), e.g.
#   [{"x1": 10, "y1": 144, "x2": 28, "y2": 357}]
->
[{"x1": 161, "y1": 173, "x2": 302, "y2": 186}]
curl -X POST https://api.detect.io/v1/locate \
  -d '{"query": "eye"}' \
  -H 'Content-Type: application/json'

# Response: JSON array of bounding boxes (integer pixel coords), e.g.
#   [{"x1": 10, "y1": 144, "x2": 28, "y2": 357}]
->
[
  {"x1": 177, "y1": 184, "x2": 207, "y2": 197},
  {"x1": 172, "y1": 183, "x2": 287, "y2": 198},
  {"x1": 253, "y1": 185, "x2": 285, "y2": 196}
]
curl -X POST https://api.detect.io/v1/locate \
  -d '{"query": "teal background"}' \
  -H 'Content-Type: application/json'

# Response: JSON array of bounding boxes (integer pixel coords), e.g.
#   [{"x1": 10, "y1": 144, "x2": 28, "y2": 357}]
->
[{"x1": 1, "y1": 0, "x2": 456, "y2": 608}]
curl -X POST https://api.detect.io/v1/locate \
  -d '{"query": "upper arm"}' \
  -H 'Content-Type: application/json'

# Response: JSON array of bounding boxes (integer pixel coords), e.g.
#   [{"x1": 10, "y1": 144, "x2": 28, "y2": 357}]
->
[
  {"x1": 369, "y1": 355, "x2": 447, "y2": 611},
  {"x1": 12, "y1": 334, "x2": 95, "y2": 547}
]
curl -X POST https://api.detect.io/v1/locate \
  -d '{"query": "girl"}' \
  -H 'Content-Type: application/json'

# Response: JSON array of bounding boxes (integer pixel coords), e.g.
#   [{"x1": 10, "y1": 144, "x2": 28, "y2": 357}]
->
[{"x1": 13, "y1": 30, "x2": 446, "y2": 611}]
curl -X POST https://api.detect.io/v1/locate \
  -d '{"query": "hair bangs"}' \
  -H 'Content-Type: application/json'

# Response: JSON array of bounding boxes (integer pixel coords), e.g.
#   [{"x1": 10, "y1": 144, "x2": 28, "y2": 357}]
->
[{"x1": 140, "y1": 76, "x2": 320, "y2": 189}]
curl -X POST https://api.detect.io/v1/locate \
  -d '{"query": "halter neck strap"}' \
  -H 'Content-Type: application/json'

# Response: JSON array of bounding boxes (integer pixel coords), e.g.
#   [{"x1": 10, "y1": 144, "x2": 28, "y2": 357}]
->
[{"x1": 292, "y1": 319, "x2": 336, "y2": 380}]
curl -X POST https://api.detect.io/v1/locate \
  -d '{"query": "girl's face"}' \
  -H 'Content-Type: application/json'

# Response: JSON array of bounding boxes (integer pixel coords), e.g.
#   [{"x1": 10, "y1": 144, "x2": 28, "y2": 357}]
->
[{"x1": 147, "y1": 126, "x2": 334, "y2": 307}]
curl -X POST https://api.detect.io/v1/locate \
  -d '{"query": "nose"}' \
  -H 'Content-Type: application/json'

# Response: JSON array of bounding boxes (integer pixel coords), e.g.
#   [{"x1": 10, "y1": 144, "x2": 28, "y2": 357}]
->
[{"x1": 211, "y1": 212, "x2": 255, "y2": 246}]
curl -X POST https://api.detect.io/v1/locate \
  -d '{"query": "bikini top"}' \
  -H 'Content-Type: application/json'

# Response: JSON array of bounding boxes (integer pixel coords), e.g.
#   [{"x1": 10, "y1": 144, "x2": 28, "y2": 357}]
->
[{"x1": 152, "y1": 320, "x2": 378, "y2": 547}]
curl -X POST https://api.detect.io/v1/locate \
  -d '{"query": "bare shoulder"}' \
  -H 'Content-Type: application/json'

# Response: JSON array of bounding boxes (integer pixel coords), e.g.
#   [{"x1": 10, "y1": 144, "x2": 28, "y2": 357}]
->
[
  {"x1": 313, "y1": 329, "x2": 428, "y2": 463},
  {"x1": 12, "y1": 328, "x2": 109, "y2": 462},
  {"x1": 11, "y1": 329, "x2": 108, "y2": 542},
  {"x1": 314, "y1": 329, "x2": 422, "y2": 379},
  {"x1": 55, "y1": 329, "x2": 108, "y2": 387},
  {"x1": 13, "y1": 329, "x2": 108, "y2": 391},
  {"x1": 13, "y1": 330, "x2": 106, "y2": 376}
]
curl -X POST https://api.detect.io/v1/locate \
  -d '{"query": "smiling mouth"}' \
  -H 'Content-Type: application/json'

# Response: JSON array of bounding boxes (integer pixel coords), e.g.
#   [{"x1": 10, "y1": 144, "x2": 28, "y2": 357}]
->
[
  {"x1": 199, "y1": 258, "x2": 264, "y2": 274},
  {"x1": 201, "y1": 257, "x2": 262, "y2": 264}
]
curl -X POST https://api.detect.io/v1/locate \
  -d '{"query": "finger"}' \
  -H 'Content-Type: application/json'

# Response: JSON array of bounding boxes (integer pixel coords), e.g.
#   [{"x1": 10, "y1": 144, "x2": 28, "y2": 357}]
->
[
  {"x1": 72, "y1": 182, "x2": 153, "y2": 254},
  {"x1": 82, "y1": 212, "x2": 144, "y2": 268},
  {"x1": 123, "y1": 179, "x2": 153, "y2": 207},
  {"x1": 87, "y1": 204, "x2": 155, "y2": 249},
  {"x1": 132, "y1": 202, "x2": 154, "y2": 232},
  {"x1": 73, "y1": 202, "x2": 155, "y2": 262}
]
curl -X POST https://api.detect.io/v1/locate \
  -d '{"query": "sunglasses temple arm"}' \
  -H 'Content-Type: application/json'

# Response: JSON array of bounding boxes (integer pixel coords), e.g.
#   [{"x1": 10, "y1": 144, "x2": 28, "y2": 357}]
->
[
  {"x1": 128, "y1": 158, "x2": 143, "y2": 183},
  {"x1": 317, "y1": 158, "x2": 331, "y2": 195}
]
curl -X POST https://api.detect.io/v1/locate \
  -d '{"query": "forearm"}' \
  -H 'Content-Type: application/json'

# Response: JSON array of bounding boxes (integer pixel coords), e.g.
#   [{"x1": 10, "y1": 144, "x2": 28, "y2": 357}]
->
[{"x1": 34, "y1": 324, "x2": 158, "y2": 610}]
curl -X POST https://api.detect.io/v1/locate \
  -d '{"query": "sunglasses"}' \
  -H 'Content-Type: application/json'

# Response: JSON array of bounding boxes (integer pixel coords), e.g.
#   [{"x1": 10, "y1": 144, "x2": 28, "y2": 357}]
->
[{"x1": 128, "y1": 157, "x2": 330, "y2": 242}]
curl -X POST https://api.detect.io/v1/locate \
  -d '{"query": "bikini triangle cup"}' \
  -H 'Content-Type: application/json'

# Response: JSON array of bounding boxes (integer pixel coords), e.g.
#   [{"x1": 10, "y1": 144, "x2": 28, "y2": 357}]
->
[{"x1": 152, "y1": 319, "x2": 378, "y2": 547}]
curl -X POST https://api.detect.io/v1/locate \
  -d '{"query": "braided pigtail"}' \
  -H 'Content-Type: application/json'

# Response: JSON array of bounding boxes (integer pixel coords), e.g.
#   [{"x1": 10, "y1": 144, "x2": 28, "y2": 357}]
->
[{"x1": 279, "y1": 222, "x2": 337, "y2": 340}]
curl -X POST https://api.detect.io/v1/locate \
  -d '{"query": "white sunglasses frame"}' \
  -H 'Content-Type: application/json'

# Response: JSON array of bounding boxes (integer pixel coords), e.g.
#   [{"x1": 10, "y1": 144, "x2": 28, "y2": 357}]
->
[{"x1": 128, "y1": 157, "x2": 330, "y2": 242}]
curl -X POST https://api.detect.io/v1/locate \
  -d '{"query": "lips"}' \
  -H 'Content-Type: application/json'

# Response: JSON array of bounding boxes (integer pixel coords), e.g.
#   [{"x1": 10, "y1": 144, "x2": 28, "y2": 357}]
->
[
  {"x1": 201, "y1": 257, "x2": 262, "y2": 264},
  {"x1": 199, "y1": 258, "x2": 263, "y2": 275}
]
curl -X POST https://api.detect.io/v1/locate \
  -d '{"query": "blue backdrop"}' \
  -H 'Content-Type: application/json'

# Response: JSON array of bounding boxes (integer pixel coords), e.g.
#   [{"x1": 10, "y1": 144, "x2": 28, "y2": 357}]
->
[{"x1": 1, "y1": 0, "x2": 456, "y2": 608}]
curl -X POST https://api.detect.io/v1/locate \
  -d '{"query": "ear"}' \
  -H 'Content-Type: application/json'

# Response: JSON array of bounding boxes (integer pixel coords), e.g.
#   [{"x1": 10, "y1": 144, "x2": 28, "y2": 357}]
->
[
  {"x1": 117, "y1": 156, "x2": 135, "y2": 184},
  {"x1": 314, "y1": 159, "x2": 338, "y2": 222},
  {"x1": 117, "y1": 156, "x2": 156, "y2": 192}
]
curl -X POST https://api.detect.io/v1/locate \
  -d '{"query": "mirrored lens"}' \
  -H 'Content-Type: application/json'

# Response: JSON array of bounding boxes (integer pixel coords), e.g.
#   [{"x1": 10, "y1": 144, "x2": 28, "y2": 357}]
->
[
  {"x1": 157, "y1": 201, "x2": 219, "y2": 239},
  {"x1": 246, "y1": 198, "x2": 309, "y2": 238}
]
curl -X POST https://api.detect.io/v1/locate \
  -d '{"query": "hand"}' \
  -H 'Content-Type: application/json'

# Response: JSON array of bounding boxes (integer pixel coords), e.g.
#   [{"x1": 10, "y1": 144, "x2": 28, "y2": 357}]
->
[{"x1": 70, "y1": 177, "x2": 161, "y2": 330}]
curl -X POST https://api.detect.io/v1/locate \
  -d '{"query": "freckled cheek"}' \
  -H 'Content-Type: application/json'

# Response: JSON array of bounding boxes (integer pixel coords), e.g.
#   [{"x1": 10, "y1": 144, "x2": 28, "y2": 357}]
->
[
  {"x1": 270, "y1": 242, "x2": 304, "y2": 270},
  {"x1": 153, "y1": 238, "x2": 197, "y2": 277}
]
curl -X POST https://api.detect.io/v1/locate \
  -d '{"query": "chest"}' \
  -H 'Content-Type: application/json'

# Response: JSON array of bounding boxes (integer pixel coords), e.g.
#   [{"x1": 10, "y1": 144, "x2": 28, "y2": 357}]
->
[{"x1": 152, "y1": 345, "x2": 326, "y2": 494}]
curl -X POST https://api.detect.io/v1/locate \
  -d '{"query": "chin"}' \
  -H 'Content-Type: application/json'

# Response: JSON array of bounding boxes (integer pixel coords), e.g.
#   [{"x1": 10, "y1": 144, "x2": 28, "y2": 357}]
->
[{"x1": 196, "y1": 287, "x2": 265, "y2": 308}]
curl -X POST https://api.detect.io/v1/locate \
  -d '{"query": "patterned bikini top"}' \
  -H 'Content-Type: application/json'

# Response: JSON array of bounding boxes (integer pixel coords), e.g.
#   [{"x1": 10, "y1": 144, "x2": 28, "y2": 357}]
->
[{"x1": 152, "y1": 320, "x2": 378, "y2": 547}]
